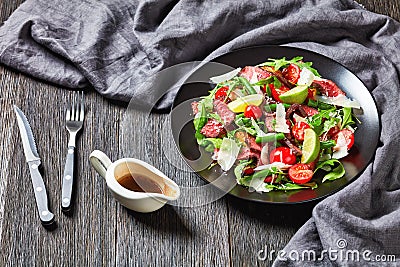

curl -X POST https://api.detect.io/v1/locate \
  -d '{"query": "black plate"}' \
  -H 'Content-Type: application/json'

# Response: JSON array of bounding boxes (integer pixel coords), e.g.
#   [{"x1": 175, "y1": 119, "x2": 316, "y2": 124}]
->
[{"x1": 171, "y1": 45, "x2": 380, "y2": 204}]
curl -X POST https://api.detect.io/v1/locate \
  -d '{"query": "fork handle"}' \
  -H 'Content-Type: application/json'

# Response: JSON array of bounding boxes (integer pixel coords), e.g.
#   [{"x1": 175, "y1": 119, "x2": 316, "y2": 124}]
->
[{"x1": 62, "y1": 145, "x2": 75, "y2": 211}]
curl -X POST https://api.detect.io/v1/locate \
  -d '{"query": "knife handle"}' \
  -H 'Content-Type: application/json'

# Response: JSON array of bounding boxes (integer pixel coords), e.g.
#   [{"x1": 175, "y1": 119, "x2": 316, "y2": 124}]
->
[
  {"x1": 61, "y1": 146, "x2": 75, "y2": 211},
  {"x1": 28, "y1": 162, "x2": 55, "y2": 224}
]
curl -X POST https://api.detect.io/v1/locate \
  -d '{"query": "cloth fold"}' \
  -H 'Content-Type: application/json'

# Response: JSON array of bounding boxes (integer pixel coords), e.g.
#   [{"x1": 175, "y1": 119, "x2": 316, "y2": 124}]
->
[{"x1": 1, "y1": 0, "x2": 400, "y2": 265}]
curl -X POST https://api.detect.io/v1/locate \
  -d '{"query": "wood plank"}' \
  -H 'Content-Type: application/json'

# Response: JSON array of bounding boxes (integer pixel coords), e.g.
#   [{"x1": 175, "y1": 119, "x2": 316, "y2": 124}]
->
[
  {"x1": 0, "y1": 0, "x2": 398, "y2": 266},
  {"x1": 359, "y1": 0, "x2": 400, "y2": 21},
  {"x1": 116, "y1": 110, "x2": 231, "y2": 266},
  {"x1": 228, "y1": 198, "x2": 315, "y2": 266},
  {"x1": 0, "y1": 69, "x2": 120, "y2": 266}
]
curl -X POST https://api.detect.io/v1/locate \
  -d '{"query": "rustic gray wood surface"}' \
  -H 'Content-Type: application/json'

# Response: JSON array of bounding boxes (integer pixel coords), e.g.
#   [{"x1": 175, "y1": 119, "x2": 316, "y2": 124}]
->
[{"x1": 0, "y1": 1, "x2": 398, "y2": 266}]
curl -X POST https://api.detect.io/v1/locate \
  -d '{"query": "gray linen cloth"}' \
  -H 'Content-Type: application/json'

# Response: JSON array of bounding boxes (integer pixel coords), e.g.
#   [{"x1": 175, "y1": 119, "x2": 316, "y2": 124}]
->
[{"x1": 1, "y1": 0, "x2": 399, "y2": 265}]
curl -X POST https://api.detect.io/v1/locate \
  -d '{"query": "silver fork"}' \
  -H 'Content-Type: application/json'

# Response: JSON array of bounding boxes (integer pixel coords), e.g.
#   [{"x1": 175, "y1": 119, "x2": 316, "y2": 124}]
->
[{"x1": 62, "y1": 91, "x2": 85, "y2": 211}]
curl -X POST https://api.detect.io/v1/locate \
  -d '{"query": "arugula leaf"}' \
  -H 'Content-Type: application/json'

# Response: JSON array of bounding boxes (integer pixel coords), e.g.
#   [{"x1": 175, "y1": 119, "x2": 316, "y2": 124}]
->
[
  {"x1": 237, "y1": 176, "x2": 253, "y2": 187},
  {"x1": 315, "y1": 159, "x2": 345, "y2": 183},
  {"x1": 234, "y1": 160, "x2": 253, "y2": 185},
  {"x1": 297, "y1": 61, "x2": 321, "y2": 77},
  {"x1": 208, "y1": 113, "x2": 222, "y2": 124},
  {"x1": 307, "y1": 108, "x2": 337, "y2": 135},
  {"x1": 258, "y1": 56, "x2": 321, "y2": 77},
  {"x1": 198, "y1": 138, "x2": 223, "y2": 152},
  {"x1": 260, "y1": 56, "x2": 303, "y2": 70},
  {"x1": 193, "y1": 101, "x2": 208, "y2": 142},
  {"x1": 224, "y1": 81, "x2": 239, "y2": 102},
  {"x1": 193, "y1": 98, "x2": 215, "y2": 143},
  {"x1": 320, "y1": 140, "x2": 336, "y2": 149},
  {"x1": 202, "y1": 98, "x2": 214, "y2": 112},
  {"x1": 234, "y1": 114, "x2": 259, "y2": 135},
  {"x1": 251, "y1": 118, "x2": 267, "y2": 137},
  {"x1": 240, "y1": 126, "x2": 257, "y2": 136},
  {"x1": 341, "y1": 107, "x2": 355, "y2": 129},
  {"x1": 323, "y1": 117, "x2": 340, "y2": 133},
  {"x1": 252, "y1": 168, "x2": 273, "y2": 180},
  {"x1": 273, "y1": 76, "x2": 282, "y2": 89}
]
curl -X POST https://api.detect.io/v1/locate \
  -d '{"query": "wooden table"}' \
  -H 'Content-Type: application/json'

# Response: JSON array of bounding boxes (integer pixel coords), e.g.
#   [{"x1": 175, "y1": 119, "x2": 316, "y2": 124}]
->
[{"x1": 0, "y1": 1, "x2": 398, "y2": 266}]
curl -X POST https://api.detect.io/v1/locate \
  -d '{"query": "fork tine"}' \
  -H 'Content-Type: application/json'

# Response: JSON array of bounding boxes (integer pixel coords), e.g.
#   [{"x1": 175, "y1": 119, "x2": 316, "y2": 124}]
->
[
  {"x1": 70, "y1": 93, "x2": 75, "y2": 121},
  {"x1": 75, "y1": 92, "x2": 80, "y2": 121},
  {"x1": 80, "y1": 92, "x2": 85, "y2": 121},
  {"x1": 66, "y1": 102, "x2": 71, "y2": 121}
]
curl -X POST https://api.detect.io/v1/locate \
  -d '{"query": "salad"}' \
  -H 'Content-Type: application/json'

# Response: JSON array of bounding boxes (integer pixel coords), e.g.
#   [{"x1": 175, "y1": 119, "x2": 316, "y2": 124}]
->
[{"x1": 191, "y1": 56, "x2": 361, "y2": 193}]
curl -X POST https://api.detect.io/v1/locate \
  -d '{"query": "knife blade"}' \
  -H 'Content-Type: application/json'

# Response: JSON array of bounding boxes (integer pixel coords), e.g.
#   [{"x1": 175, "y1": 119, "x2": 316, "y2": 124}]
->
[{"x1": 13, "y1": 105, "x2": 54, "y2": 225}]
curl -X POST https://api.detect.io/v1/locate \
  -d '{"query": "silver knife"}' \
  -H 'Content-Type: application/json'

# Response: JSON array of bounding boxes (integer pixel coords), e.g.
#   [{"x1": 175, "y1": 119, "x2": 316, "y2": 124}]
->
[{"x1": 13, "y1": 105, "x2": 54, "y2": 225}]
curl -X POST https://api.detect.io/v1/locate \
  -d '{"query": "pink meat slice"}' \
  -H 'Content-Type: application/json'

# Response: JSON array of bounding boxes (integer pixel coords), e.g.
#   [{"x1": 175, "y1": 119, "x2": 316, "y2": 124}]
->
[
  {"x1": 312, "y1": 79, "x2": 345, "y2": 97},
  {"x1": 213, "y1": 100, "x2": 235, "y2": 125},
  {"x1": 200, "y1": 119, "x2": 226, "y2": 138},
  {"x1": 191, "y1": 101, "x2": 199, "y2": 115},
  {"x1": 239, "y1": 66, "x2": 271, "y2": 81}
]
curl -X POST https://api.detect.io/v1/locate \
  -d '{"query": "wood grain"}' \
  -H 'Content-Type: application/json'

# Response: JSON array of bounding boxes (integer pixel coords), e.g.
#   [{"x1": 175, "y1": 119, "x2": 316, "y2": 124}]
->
[{"x1": 0, "y1": 1, "x2": 398, "y2": 267}]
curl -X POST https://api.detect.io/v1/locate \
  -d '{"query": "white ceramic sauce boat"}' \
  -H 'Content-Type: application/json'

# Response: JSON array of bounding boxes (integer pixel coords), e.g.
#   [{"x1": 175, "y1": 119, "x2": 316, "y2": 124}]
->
[{"x1": 89, "y1": 150, "x2": 180, "y2": 213}]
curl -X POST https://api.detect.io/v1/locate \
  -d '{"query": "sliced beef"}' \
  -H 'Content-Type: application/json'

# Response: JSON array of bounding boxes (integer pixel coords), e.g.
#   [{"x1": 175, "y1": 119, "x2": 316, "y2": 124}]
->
[
  {"x1": 247, "y1": 135, "x2": 262, "y2": 152},
  {"x1": 264, "y1": 112, "x2": 275, "y2": 132},
  {"x1": 312, "y1": 79, "x2": 345, "y2": 97},
  {"x1": 191, "y1": 101, "x2": 199, "y2": 115},
  {"x1": 286, "y1": 104, "x2": 307, "y2": 120},
  {"x1": 300, "y1": 105, "x2": 319, "y2": 116},
  {"x1": 237, "y1": 146, "x2": 260, "y2": 160},
  {"x1": 213, "y1": 100, "x2": 235, "y2": 125},
  {"x1": 200, "y1": 119, "x2": 226, "y2": 138},
  {"x1": 239, "y1": 66, "x2": 272, "y2": 81}
]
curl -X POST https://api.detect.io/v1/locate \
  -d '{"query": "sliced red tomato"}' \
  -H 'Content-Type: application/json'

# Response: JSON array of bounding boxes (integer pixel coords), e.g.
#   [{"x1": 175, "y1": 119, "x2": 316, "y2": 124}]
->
[
  {"x1": 269, "y1": 147, "x2": 297, "y2": 165},
  {"x1": 288, "y1": 163, "x2": 314, "y2": 184},
  {"x1": 269, "y1": 84, "x2": 290, "y2": 102},
  {"x1": 327, "y1": 125, "x2": 340, "y2": 139},
  {"x1": 264, "y1": 176, "x2": 273, "y2": 183},
  {"x1": 244, "y1": 105, "x2": 262, "y2": 119},
  {"x1": 300, "y1": 105, "x2": 319, "y2": 116},
  {"x1": 334, "y1": 129, "x2": 355, "y2": 150},
  {"x1": 292, "y1": 121, "x2": 310, "y2": 141},
  {"x1": 312, "y1": 79, "x2": 345, "y2": 97},
  {"x1": 214, "y1": 86, "x2": 229, "y2": 101},
  {"x1": 282, "y1": 64, "x2": 301, "y2": 84},
  {"x1": 243, "y1": 167, "x2": 255, "y2": 176}
]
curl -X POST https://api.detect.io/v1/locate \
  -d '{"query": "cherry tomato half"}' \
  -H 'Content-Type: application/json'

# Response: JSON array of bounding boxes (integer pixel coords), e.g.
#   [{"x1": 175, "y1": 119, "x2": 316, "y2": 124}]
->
[
  {"x1": 269, "y1": 147, "x2": 297, "y2": 165},
  {"x1": 288, "y1": 163, "x2": 314, "y2": 184},
  {"x1": 264, "y1": 176, "x2": 273, "y2": 183},
  {"x1": 292, "y1": 121, "x2": 310, "y2": 141},
  {"x1": 269, "y1": 84, "x2": 290, "y2": 102},
  {"x1": 327, "y1": 125, "x2": 340, "y2": 139},
  {"x1": 282, "y1": 63, "x2": 301, "y2": 84},
  {"x1": 243, "y1": 167, "x2": 255, "y2": 176},
  {"x1": 244, "y1": 105, "x2": 262, "y2": 119},
  {"x1": 214, "y1": 86, "x2": 229, "y2": 101},
  {"x1": 334, "y1": 129, "x2": 355, "y2": 150}
]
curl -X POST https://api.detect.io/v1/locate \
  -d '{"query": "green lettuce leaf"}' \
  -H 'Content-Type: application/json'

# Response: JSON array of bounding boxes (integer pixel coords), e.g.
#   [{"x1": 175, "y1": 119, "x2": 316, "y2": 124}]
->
[{"x1": 316, "y1": 159, "x2": 345, "y2": 183}]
